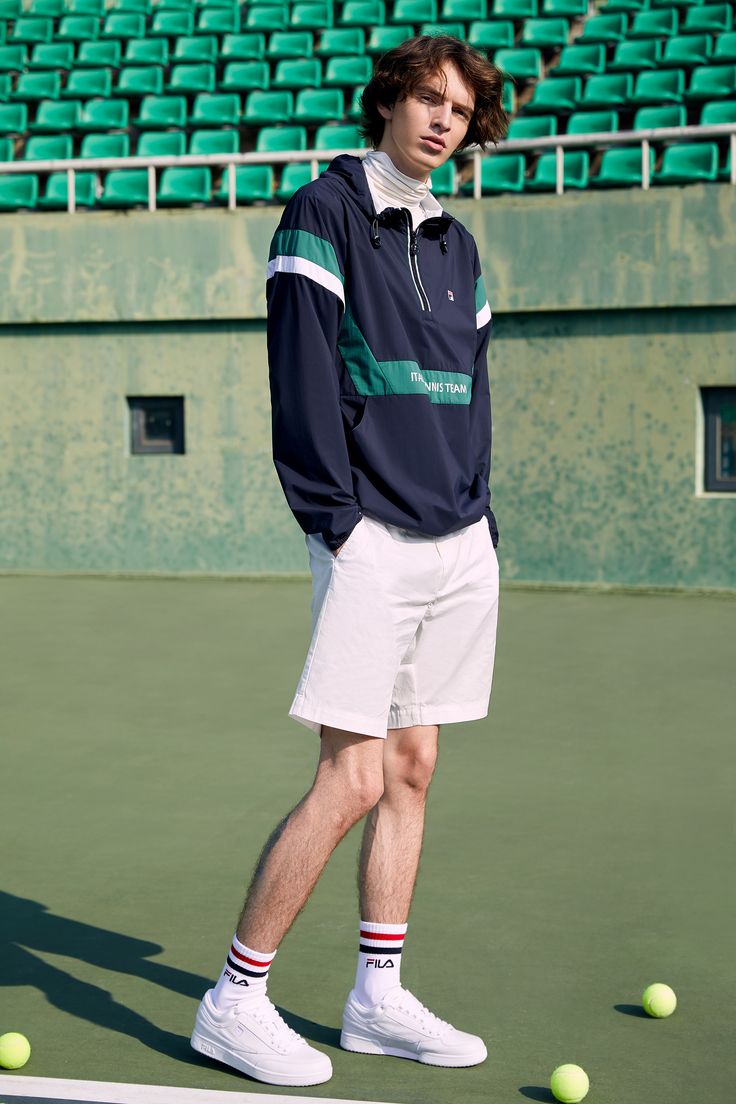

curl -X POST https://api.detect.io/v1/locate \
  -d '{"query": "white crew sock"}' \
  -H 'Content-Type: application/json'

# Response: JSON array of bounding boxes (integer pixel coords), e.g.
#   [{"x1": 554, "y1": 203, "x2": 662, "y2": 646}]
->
[
  {"x1": 211, "y1": 933, "x2": 277, "y2": 1010},
  {"x1": 353, "y1": 919, "x2": 408, "y2": 1007}
]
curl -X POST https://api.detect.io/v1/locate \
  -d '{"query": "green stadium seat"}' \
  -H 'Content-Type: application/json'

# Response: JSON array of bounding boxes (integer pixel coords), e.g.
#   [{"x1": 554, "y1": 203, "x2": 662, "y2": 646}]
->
[
  {"x1": 314, "y1": 120, "x2": 363, "y2": 146},
  {"x1": 294, "y1": 86, "x2": 343, "y2": 122},
  {"x1": 366, "y1": 26, "x2": 412, "y2": 54},
  {"x1": 78, "y1": 97, "x2": 129, "y2": 129},
  {"x1": 491, "y1": 0, "x2": 537, "y2": 19},
  {"x1": 28, "y1": 96, "x2": 79, "y2": 128},
  {"x1": 0, "y1": 0, "x2": 20, "y2": 14},
  {"x1": 525, "y1": 74, "x2": 581, "y2": 110},
  {"x1": 28, "y1": 42, "x2": 73, "y2": 68},
  {"x1": 653, "y1": 140, "x2": 719, "y2": 181},
  {"x1": 590, "y1": 144, "x2": 655, "y2": 186},
  {"x1": 566, "y1": 108, "x2": 618, "y2": 133},
  {"x1": 245, "y1": 6, "x2": 287, "y2": 32},
  {"x1": 631, "y1": 67, "x2": 685, "y2": 103},
  {"x1": 133, "y1": 93, "x2": 188, "y2": 126},
  {"x1": 56, "y1": 16, "x2": 100, "y2": 42},
  {"x1": 9, "y1": 18, "x2": 54, "y2": 45},
  {"x1": 461, "y1": 152, "x2": 525, "y2": 192},
  {"x1": 0, "y1": 45, "x2": 27, "y2": 70},
  {"x1": 24, "y1": 132, "x2": 72, "y2": 158},
  {"x1": 552, "y1": 43, "x2": 606, "y2": 75},
  {"x1": 540, "y1": 0, "x2": 584, "y2": 14},
  {"x1": 80, "y1": 130, "x2": 129, "y2": 155},
  {"x1": 684, "y1": 63, "x2": 736, "y2": 100},
  {"x1": 418, "y1": 21, "x2": 462, "y2": 37},
  {"x1": 275, "y1": 159, "x2": 326, "y2": 200},
  {"x1": 38, "y1": 168, "x2": 97, "y2": 206},
  {"x1": 0, "y1": 102, "x2": 27, "y2": 132},
  {"x1": 580, "y1": 72, "x2": 634, "y2": 107},
  {"x1": 173, "y1": 33, "x2": 217, "y2": 62},
  {"x1": 76, "y1": 40, "x2": 122, "y2": 66},
  {"x1": 62, "y1": 68, "x2": 112, "y2": 98},
  {"x1": 0, "y1": 172, "x2": 38, "y2": 207},
  {"x1": 291, "y1": 2, "x2": 333, "y2": 29},
  {"x1": 167, "y1": 62, "x2": 216, "y2": 94},
  {"x1": 220, "y1": 32, "x2": 266, "y2": 60},
  {"x1": 136, "y1": 129, "x2": 186, "y2": 154},
  {"x1": 598, "y1": 0, "x2": 646, "y2": 12},
  {"x1": 0, "y1": 134, "x2": 13, "y2": 157},
  {"x1": 267, "y1": 30, "x2": 313, "y2": 58},
  {"x1": 189, "y1": 89, "x2": 240, "y2": 124},
  {"x1": 608, "y1": 38, "x2": 662, "y2": 71},
  {"x1": 520, "y1": 17, "x2": 569, "y2": 48},
  {"x1": 196, "y1": 7, "x2": 239, "y2": 33},
  {"x1": 526, "y1": 148, "x2": 588, "y2": 188},
  {"x1": 441, "y1": 0, "x2": 486, "y2": 18},
  {"x1": 124, "y1": 37, "x2": 169, "y2": 64},
  {"x1": 273, "y1": 57, "x2": 323, "y2": 91},
  {"x1": 713, "y1": 32, "x2": 736, "y2": 64},
  {"x1": 156, "y1": 0, "x2": 196, "y2": 10},
  {"x1": 661, "y1": 33, "x2": 712, "y2": 67},
  {"x1": 199, "y1": 0, "x2": 238, "y2": 8},
  {"x1": 391, "y1": 0, "x2": 435, "y2": 21},
  {"x1": 67, "y1": 0, "x2": 104, "y2": 17},
  {"x1": 29, "y1": 0, "x2": 63, "y2": 16},
  {"x1": 150, "y1": 10, "x2": 194, "y2": 36},
  {"x1": 157, "y1": 165, "x2": 211, "y2": 204},
  {"x1": 316, "y1": 27, "x2": 364, "y2": 55},
  {"x1": 633, "y1": 102, "x2": 686, "y2": 127},
  {"x1": 101, "y1": 13, "x2": 146, "y2": 38},
  {"x1": 503, "y1": 78, "x2": 515, "y2": 112},
  {"x1": 114, "y1": 65, "x2": 165, "y2": 94},
  {"x1": 629, "y1": 7, "x2": 679, "y2": 38},
  {"x1": 99, "y1": 168, "x2": 148, "y2": 205},
  {"x1": 468, "y1": 19, "x2": 515, "y2": 48},
  {"x1": 428, "y1": 157, "x2": 455, "y2": 194},
  {"x1": 217, "y1": 163, "x2": 275, "y2": 203},
  {"x1": 111, "y1": 0, "x2": 152, "y2": 13},
  {"x1": 243, "y1": 87, "x2": 293, "y2": 123},
  {"x1": 681, "y1": 4, "x2": 732, "y2": 36},
  {"x1": 700, "y1": 97, "x2": 736, "y2": 124},
  {"x1": 12, "y1": 71, "x2": 61, "y2": 99},
  {"x1": 342, "y1": 0, "x2": 385, "y2": 27},
  {"x1": 347, "y1": 82, "x2": 364, "y2": 120},
  {"x1": 323, "y1": 55, "x2": 372, "y2": 85},
  {"x1": 0, "y1": 73, "x2": 11, "y2": 99},
  {"x1": 257, "y1": 123, "x2": 307, "y2": 149},
  {"x1": 188, "y1": 127, "x2": 238, "y2": 153},
  {"x1": 220, "y1": 60, "x2": 270, "y2": 91},
  {"x1": 493, "y1": 47, "x2": 543, "y2": 81},
  {"x1": 506, "y1": 112, "x2": 556, "y2": 136},
  {"x1": 577, "y1": 12, "x2": 627, "y2": 43}
]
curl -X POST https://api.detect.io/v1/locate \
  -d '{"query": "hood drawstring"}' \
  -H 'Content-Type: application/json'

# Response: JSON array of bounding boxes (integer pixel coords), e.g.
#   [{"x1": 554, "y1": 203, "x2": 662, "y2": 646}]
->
[
  {"x1": 370, "y1": 217, "x2": 381, "y2": 249},
  {"x1": 440, "y1": 231, "x2": 448, "y2": 254}
]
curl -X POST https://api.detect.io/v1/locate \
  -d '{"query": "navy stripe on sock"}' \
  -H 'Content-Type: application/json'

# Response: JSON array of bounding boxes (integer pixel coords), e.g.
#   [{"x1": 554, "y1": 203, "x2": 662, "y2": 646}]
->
[
  {"x1": 359, "y1": 944, "x2": 403, "y2": 955},
  {"x1": 226, "y1": 954, "x2": 269, "y2": 978}
]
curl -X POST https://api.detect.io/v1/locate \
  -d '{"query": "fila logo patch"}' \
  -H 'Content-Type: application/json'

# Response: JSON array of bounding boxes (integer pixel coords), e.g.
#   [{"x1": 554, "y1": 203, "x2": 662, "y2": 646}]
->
[
  {"x1": 447, "y1": 289, "x2": 454, "y2": 301},
  {"x1": 225, "y1": 969, "x2": 249, "y2": 986},
  {"x1": 365, "y1": 958, "x2": 395, "y2": 969}
]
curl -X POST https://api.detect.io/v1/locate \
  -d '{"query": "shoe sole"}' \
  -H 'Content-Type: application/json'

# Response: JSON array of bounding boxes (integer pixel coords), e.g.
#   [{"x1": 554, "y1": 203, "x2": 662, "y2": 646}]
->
[
  {"x1": 191, "y1": 1027, "x2": 333, "y2": 1087},
  {"x1": 340, "y1": 1030, "x2": 487, "y2": 1068}
]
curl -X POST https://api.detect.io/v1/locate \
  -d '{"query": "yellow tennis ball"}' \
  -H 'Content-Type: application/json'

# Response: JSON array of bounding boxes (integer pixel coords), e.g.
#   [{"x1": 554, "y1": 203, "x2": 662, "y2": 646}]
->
[
  {"x1": 550, "y1": 1063, "x2": 589, "y2": 1103},
  {"x1": 0, "y1": 1032, "x2": 31, "y2": 1069},
  {"x1": 642, "y1": 982, "x2": 677, "y2": 1018}
]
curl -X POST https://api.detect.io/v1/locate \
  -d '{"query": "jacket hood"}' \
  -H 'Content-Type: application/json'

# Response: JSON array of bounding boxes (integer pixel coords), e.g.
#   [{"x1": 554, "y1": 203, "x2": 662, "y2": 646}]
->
[{"x1": 322, "y1": 153, "x2": 456, "y2": 255}]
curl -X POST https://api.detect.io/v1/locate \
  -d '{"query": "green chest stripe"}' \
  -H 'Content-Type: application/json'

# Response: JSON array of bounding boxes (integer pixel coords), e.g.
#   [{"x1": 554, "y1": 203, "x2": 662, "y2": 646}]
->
[
  {"x1": 337, "y1": 304, "x2": 472, "y2": 405},
  {"x1": 474, "y1": 273, "x2": 487, "y2": 312},
  {"x1": 269, "y1": 228, "x2": 344, "y2": 283}
]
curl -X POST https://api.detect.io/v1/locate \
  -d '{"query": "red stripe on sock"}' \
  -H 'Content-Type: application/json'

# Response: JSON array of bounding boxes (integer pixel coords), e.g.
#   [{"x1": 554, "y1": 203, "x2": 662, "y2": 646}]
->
[
  {"x1": 230, "y1": 945, "x2": 273, "y2": 967},
  {"x1": 359, "y1": 930, "x2": 405, "y2": 941}
]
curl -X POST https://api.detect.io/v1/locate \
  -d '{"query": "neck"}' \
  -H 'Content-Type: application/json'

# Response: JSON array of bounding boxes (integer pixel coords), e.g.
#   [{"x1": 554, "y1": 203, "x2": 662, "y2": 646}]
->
[{"x1": 362, "y1": 150, "x2": 432, "y2": 211}]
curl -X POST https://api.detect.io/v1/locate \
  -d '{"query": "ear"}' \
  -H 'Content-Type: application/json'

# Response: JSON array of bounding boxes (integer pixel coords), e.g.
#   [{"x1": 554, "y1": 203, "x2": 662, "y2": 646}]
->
[{"x1": 376, "y1": 101, "x2": 393, "y2": 122}]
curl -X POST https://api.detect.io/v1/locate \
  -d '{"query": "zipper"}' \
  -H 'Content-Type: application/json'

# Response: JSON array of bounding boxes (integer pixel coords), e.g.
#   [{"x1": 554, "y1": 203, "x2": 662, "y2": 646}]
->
[{"x1": 404, "y1": 210, "x2": 431, "y2": 313}]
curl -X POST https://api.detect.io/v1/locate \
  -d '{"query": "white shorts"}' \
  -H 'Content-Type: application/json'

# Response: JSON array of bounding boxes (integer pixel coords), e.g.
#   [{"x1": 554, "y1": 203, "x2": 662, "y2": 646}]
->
[{"x1": 288, "y1": 512, "x2": 500, "y2": 739}]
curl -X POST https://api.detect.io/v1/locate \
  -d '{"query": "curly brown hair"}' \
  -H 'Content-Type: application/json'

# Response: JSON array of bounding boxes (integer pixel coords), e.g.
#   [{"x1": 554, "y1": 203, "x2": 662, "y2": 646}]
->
[{"x1": 358, "y1": 34, "x2": 509, "y2": 154}]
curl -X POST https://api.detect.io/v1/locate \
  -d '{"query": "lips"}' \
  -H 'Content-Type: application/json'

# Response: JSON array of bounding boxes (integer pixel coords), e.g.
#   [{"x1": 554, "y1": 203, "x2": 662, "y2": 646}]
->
[{"x1": 422, "y1": 136, "x2": 445, "y2": 150}]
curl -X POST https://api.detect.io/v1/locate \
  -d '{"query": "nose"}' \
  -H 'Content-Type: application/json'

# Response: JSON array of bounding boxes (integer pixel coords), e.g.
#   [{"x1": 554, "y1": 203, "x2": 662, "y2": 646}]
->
[{"x1": 431, "y1": 102, "x2": 452, "y2": 132}]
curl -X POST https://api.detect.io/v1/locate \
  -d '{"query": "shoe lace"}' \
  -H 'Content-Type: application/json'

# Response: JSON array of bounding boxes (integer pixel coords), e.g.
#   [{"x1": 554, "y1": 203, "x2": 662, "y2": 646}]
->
[
  {"x1": 394, "y1": 988, "x2": 451, "y2": 1036},
  {"x1": 237, "y1": 998, "x2": 303, "y2": 1048}
]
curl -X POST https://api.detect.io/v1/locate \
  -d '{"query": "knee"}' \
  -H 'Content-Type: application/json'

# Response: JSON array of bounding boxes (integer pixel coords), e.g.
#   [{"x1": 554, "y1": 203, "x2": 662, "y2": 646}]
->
[
  {"x1": 385, "y1": 737, "x2": 438, "y2": 796},
  {"x1": 316, "y1": 763, "x2": 384, "y2": 827}
]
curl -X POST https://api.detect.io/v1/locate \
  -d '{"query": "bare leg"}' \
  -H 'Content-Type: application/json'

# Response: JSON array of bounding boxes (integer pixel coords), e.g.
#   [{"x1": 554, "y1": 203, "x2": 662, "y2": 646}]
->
[
  {"x1": 358, "y1": 724, "x2": 440, "y2": 923},
  {"x1": 237, "y1": 726, "x2": 385, "y2": 951}
]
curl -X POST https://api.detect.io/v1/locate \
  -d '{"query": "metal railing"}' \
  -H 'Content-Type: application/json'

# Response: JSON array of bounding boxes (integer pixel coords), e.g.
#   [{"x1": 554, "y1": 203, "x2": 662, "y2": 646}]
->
[{"x1": 0, "y1": 124, "x2": 734, "y2": 211}]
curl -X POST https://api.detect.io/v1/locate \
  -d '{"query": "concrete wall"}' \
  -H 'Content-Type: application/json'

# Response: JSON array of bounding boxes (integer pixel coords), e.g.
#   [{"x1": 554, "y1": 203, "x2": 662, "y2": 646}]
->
[{"x1": 1, "y1": 181, "x2": 734, "y2": 586}]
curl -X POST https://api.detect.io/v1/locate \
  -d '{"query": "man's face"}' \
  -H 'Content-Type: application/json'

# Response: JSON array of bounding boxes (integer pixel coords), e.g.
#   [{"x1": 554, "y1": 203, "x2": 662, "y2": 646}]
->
[{"x1": 376, "y1": 60, "x2": 475, "y2": 182}]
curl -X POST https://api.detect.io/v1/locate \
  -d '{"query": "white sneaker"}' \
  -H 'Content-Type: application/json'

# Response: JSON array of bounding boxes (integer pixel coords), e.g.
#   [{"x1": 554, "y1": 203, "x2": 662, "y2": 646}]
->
[
  {"x1": 340, "y1": 985, "x2": 487, "y2": 1068},
  {"x1": 191, "y1": 988, "x2": 333, "y2": 1086}
]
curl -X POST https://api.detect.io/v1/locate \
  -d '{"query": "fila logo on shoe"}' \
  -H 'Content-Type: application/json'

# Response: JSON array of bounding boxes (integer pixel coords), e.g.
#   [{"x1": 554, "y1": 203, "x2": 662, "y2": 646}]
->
[
  {"x1": 225, "y1": 969, "x2": 250, "y2": 986},
  {"x1": 365, "y1": 958, "x2": 395, "y2": 969}
]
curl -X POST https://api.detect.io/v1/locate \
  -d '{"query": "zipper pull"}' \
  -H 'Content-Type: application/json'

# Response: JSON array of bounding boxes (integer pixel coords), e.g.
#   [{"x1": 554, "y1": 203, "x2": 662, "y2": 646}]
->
[{"x1": 410, "y1": 234, "x2": 418, "y2": 256}]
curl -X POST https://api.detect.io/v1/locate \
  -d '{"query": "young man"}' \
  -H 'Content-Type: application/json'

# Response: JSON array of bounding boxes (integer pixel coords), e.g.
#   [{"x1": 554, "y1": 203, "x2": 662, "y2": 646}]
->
[{"x1": 191, "y1": 34, "x2": 508, "y2": 1088}]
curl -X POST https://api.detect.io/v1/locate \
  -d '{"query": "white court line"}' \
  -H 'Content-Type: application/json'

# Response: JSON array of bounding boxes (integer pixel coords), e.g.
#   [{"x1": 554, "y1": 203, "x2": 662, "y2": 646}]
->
[{"x1": 0, "y1": 1076, "x2": 399, "y2": 1104}]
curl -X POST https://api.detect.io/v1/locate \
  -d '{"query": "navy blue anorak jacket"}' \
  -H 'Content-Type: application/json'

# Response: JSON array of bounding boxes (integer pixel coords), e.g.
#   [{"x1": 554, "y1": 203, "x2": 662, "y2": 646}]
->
[{"x1": 266, "y1": 153, "x2": 498, "y2": 553}]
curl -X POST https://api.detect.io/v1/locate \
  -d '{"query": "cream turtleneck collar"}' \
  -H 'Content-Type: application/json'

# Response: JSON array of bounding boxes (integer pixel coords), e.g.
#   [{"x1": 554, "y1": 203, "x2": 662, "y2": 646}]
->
[{"x1": 361, "y1": 149, "x2": 444, "y2": 229}]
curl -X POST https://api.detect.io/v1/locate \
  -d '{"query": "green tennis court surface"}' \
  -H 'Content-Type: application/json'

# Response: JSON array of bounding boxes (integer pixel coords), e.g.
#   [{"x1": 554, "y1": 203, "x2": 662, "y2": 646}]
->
[{"x1": 1, "y1": 577, "x2": 733, "y2": 1104}]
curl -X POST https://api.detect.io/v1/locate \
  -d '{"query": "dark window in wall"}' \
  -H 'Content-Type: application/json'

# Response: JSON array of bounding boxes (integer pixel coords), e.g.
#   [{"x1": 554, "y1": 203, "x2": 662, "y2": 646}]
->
[
  {"x1": 702, "y1": 388, "x2": 736, "y2": 493},
  {"x1": 127, "y1": 396, "x2": 185, "y2": 455}
]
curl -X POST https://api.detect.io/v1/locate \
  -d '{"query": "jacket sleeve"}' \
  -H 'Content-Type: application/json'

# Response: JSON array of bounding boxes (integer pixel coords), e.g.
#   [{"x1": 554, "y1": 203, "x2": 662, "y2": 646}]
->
[
  {"x1": 468, "y1": 243, "x2": 499, "y2": 548},
  {"x1": 266, "y1": 186, "x2": 362, "y2": 552}
]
